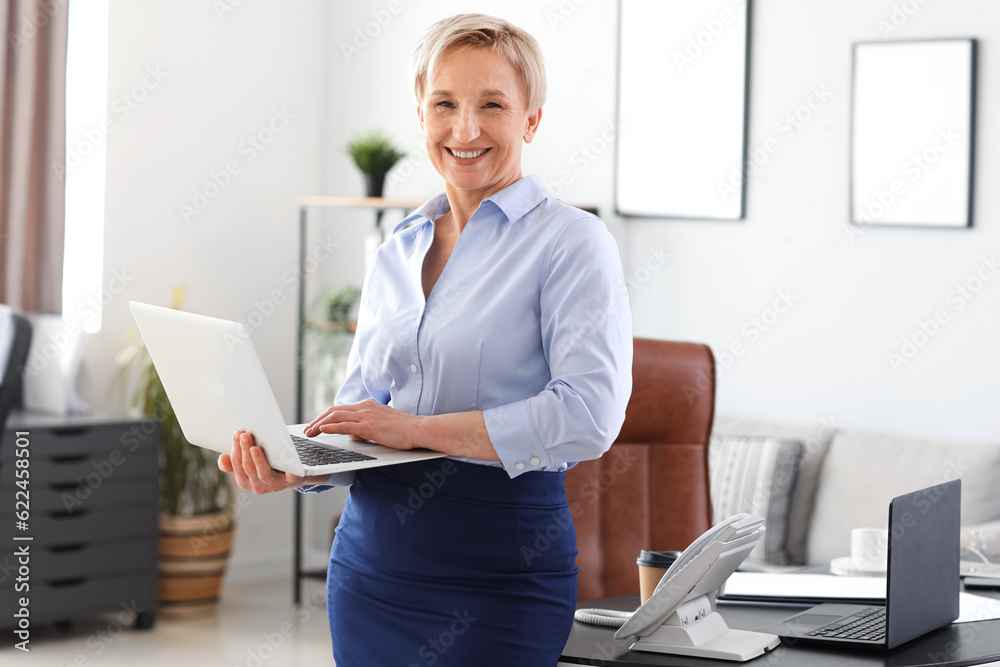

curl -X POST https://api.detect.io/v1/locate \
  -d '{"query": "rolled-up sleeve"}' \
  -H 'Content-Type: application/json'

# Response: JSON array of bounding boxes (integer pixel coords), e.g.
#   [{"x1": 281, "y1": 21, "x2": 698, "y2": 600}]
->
[{"x1": 484, "y1": 218, "x2": 633, "y2": 478}]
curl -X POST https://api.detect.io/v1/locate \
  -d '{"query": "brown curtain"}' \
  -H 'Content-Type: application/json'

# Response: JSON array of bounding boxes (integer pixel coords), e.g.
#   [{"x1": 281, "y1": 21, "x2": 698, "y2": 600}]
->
[{"x1": 0, "y1": 0, "x2": 68, "y2": 313}]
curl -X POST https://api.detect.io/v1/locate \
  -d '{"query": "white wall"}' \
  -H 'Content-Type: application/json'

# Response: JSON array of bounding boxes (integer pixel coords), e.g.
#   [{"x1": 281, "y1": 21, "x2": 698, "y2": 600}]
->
[
  {"x1": 94, "y1": 0, "x2": 328, "y2": 580},
  {"x1": 325, "y1": 0, "x2": 1000, "y2": 442},
  {"x1": 625, "y1": 0, "x2": 1000, "y2": 442},
  {"x1": 84, "y1": 0, "x2": 1000, "y2": 581}
]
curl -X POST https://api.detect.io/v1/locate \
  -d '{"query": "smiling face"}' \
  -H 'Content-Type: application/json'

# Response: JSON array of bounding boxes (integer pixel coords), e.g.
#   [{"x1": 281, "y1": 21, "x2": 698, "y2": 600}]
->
[{"x1": 418, "y1": 46, "x2": 541, "y2": 203}]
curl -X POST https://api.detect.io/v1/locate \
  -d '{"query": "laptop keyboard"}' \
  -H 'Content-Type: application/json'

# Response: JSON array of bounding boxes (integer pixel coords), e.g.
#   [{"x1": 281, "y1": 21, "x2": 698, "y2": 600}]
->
[
  {"x1": 808, "y1": 607, "x2": 886, "y2": 641},
  {"x1": 290, "y1": 435, "x2": 377, "y2": 466}
]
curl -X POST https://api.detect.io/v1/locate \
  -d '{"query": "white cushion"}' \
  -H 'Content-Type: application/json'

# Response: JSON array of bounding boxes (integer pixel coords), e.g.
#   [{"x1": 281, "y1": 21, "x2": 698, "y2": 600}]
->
[
  {"x1": 805, "y1": 430, "x2": 1000, "y2": 564},
  {"x1": 0, "y1": 305, "x2": 14, "y2": 379},
  {"x1": 21, "y1": 314, "x2": 89, "y2": 415}
]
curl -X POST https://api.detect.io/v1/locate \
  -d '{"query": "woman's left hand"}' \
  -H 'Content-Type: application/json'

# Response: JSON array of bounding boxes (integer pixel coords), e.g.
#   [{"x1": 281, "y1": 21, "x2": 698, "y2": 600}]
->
[{"x1": 303, "y1": 399, "x2": 422, "y2": 450}]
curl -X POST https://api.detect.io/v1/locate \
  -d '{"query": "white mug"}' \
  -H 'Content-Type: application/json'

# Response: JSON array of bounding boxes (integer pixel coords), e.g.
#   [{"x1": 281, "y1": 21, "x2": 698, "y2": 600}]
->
[{"x1": 851, "y1": 527, "x2": 889, "y2": 571}]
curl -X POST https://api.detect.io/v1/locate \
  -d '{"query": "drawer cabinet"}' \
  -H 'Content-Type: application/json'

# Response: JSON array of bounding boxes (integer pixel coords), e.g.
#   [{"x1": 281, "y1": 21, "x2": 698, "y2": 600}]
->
[{"x1": 0, "y1": 412, "x2": 159, "y2": 628}]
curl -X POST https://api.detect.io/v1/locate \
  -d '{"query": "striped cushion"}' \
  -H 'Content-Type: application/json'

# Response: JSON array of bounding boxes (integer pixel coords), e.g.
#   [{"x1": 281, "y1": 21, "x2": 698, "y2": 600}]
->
[{"x1": 709, "y1": 435, "x2": 803, "y2": 565}]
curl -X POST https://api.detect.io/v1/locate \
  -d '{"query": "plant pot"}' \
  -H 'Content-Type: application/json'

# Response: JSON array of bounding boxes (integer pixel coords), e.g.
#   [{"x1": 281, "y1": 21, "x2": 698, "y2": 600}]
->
[
  {"x1": 364, "y1": 171, "x2": 386, "y2": 198},
  {"x1": 158, "y1": 511, "x2": 235, "y2": 616}
]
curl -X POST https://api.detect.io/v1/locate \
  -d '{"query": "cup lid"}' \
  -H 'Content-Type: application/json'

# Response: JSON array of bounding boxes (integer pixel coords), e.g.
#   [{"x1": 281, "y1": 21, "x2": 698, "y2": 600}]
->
[{"x1": 636, "y1": 550, "x2": 680, "y2": 567}]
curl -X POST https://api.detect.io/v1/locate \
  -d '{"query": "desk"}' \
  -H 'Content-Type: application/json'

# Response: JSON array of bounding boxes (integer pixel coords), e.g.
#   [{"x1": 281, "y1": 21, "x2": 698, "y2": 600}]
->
[{"x1": 560, "y1": 590, "x2": 1000, "y2": 666}]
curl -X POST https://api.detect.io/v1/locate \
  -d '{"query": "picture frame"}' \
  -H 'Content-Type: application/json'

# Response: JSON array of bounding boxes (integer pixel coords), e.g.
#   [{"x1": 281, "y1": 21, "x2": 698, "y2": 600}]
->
[
  {"x1": 615, "y1": 0, "x2": 752, "y2": 221},
  {"x1": 850, "y1": 38, "x2": 976, "y2": 228}
]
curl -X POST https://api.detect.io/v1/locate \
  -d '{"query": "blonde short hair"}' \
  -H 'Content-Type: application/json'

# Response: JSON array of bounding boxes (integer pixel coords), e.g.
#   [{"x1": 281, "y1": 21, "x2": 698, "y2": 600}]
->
[{"x1": 412, "y1": 13, "x2": 546, "y2": 111}]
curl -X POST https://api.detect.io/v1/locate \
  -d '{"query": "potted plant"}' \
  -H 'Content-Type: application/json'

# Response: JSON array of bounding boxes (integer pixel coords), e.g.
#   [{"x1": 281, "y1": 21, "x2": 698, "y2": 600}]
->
[
  {"x1": 302, "y1": 285, "x2": 362, "y2": 419},
  {"x1": 346, "y1": 130, "x2": 406, "y2": 199},
  {"x1": 113, "y1": 288, "x2": 235, "y2": 616},
  {"x1": 322, "y1": 285, "x2": 362, "y2": 331}
]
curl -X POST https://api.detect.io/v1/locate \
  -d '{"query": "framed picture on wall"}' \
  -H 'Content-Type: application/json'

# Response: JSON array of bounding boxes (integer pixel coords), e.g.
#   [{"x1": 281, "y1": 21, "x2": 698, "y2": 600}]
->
[
  {"x1": 615, "y1": 0, "x2": 751, "y2": 220},
  {"x1": 850, "y1": 38, "x2": 976, "y2": 228}
]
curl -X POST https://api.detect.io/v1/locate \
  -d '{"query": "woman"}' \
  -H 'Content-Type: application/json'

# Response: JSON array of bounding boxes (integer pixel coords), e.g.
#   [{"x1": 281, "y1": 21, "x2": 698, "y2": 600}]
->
[{"x1": 220, "y1": 13, "x2": 632, "y2": 665}]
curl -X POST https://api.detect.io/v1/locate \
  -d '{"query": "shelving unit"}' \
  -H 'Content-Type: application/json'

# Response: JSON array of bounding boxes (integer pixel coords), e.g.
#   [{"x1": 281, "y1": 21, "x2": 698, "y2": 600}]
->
[
  {"x1": 292, "y1": 195, "x2": 424, "y2": 605},
  {"x1": 0, "y1": 411, "x2": 159, "y2": 629}
]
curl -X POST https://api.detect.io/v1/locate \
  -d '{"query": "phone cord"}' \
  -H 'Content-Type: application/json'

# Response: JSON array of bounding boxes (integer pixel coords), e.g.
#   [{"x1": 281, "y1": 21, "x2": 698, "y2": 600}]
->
[{"x1": 573, "y1": 608, "x2": 633, "y2": 628}]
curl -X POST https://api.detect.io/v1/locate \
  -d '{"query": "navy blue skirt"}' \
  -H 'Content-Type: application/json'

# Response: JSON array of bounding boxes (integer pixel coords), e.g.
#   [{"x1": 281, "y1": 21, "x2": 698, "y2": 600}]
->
[{"x1": 326, "y1": 458, "x2": 578, "y2": 666}]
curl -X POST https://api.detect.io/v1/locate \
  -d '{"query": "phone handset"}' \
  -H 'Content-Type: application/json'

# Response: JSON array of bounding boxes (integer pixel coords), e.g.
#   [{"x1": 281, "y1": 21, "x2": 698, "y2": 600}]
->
[{"x1": 652, "y1": 512, "x2": 754, "y2": 595}]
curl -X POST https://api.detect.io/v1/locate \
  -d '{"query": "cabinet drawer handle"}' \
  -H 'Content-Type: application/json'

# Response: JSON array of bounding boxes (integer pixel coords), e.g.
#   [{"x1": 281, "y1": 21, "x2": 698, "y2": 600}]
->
[
  {"x1": 49, "y1": 482, "x2": 81, "y2": 491},
  {"x1": 49, "y1": 543, "x2": 87, "y2": 553},
  {"x1": 48, "y1": 509, "x2": 87, "y2": 519},
  {"x1": 48, "y1": 577, "x2": 86, "y2": 588},
  {"x1": 50, "y1": 454, "x2": 88, "y2": 463},
  {"x1": 51, "y1": 427, "x2": 89, "y2": 437}
]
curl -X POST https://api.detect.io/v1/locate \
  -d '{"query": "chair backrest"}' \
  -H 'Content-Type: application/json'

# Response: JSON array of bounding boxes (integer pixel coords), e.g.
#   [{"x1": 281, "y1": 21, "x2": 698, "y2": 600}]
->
[
  {"x1": 0, "y1": 312, "x2": 33, "y2": 435},
  {"x1": 566, "y1": 337, "x2": 716, "y2": 600}
]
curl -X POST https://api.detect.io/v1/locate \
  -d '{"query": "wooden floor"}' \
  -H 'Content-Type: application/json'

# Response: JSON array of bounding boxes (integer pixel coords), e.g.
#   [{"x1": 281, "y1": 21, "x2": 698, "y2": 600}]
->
[{"x1": 0, "y1": 576, "x2": 334, "y2": 665}]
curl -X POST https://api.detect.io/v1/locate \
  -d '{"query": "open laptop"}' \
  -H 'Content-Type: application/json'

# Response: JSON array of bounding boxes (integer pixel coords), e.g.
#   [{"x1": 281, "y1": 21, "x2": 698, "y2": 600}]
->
[
  {"x1": 129, "y1": 301, "x2": 445, "y2": 478},
  {"x1": 762, "y1": 479, "x2": 961, "y2": 650}
]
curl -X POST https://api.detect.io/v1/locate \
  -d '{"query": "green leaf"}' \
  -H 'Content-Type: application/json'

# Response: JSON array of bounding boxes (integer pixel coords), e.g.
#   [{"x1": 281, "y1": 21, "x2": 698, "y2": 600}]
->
[{"x1": 346, "y1": 130, "x2": 405, "y2": 175}]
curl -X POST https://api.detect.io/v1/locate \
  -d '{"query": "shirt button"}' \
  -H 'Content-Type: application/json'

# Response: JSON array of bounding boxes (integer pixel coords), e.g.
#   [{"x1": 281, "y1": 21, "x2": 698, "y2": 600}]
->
[
  {"x1": 410, "y1": 363, "x2": 418, "y2": 373},
  {"x1": 515, "y1": 462, "x2": 525, "y2": 471},
  {"x1": 530, "y1": 457, "x2": 540, "y2": 466}
]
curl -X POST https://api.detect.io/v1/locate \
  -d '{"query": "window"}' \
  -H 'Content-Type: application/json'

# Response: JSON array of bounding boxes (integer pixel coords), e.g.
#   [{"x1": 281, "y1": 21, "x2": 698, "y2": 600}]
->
[{"x1": 62, "y1": 0, "x2": 109, "y2": 332}]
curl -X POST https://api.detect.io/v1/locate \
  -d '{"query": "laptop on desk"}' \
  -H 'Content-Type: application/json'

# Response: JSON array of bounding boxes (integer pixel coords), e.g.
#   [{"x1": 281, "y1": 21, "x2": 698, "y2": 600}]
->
[
  {"x1": 129, "y1": 301, "x2": 445, "y2": 478},
  {"x1": 761, "y1": 479, "x2": 961, "y2": 650}
]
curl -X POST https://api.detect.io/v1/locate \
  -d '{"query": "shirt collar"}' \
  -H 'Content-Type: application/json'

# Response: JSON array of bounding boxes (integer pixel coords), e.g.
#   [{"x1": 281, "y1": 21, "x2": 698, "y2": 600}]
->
[
  {"x1": 393, "y1": 192, "x2": 451, "y2": 234},
  {"x1": 482, "y1": 174, "x2": 550, "y2": 224},
  {"x1": 393, "y1": 174, "x2": 550, "y2": 233}
]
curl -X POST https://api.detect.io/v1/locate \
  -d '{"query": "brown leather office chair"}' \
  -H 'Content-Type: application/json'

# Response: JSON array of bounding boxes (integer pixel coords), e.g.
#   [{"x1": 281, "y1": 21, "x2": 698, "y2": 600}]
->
[{"x1": 566, "y1": 338, "x2": 716, "y2": 600}]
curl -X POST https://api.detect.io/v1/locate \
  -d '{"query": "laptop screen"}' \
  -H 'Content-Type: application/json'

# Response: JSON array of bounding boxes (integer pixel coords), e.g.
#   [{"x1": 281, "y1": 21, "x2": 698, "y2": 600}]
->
[{"x1": 885, "y1": 479, "x2": 961, "y2": 649}]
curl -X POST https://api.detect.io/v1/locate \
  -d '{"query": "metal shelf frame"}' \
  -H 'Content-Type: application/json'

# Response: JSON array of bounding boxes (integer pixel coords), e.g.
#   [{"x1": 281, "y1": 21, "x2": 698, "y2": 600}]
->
[{"x1": 292, "y1": 196, "x2": 424, "y2": 605}]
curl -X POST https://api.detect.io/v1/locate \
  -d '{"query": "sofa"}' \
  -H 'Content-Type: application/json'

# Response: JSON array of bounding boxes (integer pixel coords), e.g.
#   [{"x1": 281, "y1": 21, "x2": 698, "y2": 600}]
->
[
  {"x1": 566, "y1": 337, "x2": 999, "y2": 600},
  {"x1": 709, "y1": 415, "x2": 1000, "y2": 569}
]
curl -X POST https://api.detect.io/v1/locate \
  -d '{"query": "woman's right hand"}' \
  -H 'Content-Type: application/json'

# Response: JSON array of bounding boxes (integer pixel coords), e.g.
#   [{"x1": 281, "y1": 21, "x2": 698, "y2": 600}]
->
[{"x1": 218, "y1": 430, "x2": 330, "y2": 494}]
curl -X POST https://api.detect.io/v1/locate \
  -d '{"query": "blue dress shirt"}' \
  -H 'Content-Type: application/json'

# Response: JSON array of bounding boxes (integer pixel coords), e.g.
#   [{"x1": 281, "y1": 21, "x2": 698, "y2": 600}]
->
[{"x1": 299, "y1": 174, "x2": 632, "y2": 490}]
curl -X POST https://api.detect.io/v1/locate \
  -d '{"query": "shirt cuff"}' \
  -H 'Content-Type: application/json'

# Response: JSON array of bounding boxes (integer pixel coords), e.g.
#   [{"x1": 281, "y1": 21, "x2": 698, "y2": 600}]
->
[
  {"x1": 294, "y1": 471, "x2": 355, "y2": 492},
  {"x1": 484, "y1": 400, "x2": 552, "y2": 478}
]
